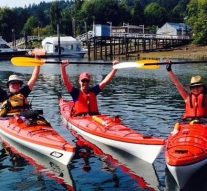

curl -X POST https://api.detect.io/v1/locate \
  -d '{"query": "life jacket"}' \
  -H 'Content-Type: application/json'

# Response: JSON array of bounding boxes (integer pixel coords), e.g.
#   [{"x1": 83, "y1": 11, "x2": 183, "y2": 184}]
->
[
  {"x1": 183, "y1": 93, "x2": 207, "y2": 118},
  {"x1": 72, "y1": 91, "x2": 99, "y2": 116},
  {"x1": 0, "y1": 93, "x2": 30, "y2": 117}
]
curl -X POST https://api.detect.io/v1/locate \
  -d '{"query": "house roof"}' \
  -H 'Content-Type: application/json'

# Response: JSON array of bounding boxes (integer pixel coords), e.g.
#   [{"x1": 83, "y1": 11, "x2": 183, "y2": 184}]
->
[{"x1": 166, "y1": 22, "x2": 191, "y2": 30}]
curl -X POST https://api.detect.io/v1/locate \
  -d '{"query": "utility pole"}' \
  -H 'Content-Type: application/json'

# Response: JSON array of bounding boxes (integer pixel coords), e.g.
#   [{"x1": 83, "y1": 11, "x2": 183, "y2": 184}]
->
[{"x1": 57, "y1": 23, "x2": 61, "y2": 56}]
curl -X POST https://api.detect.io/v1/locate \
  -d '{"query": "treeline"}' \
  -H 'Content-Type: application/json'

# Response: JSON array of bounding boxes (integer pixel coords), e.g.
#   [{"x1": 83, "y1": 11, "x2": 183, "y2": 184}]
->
[{"x1": 0, "y1": 0, "x2": 207, "y2": 45}]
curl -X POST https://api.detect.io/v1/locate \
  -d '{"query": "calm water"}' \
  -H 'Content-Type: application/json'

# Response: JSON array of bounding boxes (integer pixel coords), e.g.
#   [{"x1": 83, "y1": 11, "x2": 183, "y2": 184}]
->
[{"x1": 0, "y1": 60, "x2": 207, "y2": 191}]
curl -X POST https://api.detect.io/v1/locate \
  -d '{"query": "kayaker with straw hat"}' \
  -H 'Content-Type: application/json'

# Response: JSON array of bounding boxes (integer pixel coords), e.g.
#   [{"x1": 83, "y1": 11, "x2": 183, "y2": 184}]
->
[
  {"x1": 61, "y1": 60, "x2": 118, "y2": 116},
  {"x1": 0, "y1": 66, "x2": 40, "y2": 117},
  {"x1": 166, "y1": 63, "x2": 207, "y2": 119}
]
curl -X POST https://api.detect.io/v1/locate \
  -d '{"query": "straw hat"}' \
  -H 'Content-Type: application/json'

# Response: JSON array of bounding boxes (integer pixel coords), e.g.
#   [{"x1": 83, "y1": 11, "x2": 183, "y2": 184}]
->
[
  {"x1": 190, "y1": 75, "x2": 205, "y2": 87},
  {"x1": 7, "y1": 75, "x2": 23, "y2": 86}
]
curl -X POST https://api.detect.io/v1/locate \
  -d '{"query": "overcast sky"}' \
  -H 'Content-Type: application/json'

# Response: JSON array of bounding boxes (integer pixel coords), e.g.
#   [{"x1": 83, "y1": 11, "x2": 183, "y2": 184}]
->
[{"x1": 1, "y1": 0, "x2": 55, "y2": 8}]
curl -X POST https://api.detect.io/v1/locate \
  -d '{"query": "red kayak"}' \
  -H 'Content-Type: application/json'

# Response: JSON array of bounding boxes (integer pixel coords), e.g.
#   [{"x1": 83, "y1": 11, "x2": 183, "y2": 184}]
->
[
  {"x1": 165, "y1": 121, "x2": 207, "y2": 188},
  {"x1": 59, "y1": 99, "x2": 164, "y2": 164},
  {"x1": 0, "y1": 111, "x2": 75, "y2": 165}
]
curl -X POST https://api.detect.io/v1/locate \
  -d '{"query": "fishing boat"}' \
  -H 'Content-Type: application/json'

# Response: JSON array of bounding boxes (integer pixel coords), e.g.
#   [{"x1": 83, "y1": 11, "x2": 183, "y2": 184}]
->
[
  {"x1": 59, "y1": 99, "x2": 165, "y2": 164},
  {"x1": 0, "y1": 110, "x2": 75, "y2": 165},
  {"x1": 0, "y1": 134, "x2": 75, "y2": 190},
  {"x1": 165, "y1": 120, "x2": 207, "y2": 188}
]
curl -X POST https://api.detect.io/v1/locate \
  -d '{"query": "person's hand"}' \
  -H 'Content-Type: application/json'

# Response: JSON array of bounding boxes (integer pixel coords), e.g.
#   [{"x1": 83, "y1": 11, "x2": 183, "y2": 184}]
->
[
  {"x1": 112, "y1": 60, "x2": 119, "y2": 70},
  {"x1": 112, "y1": 60, "x2": 119, "y2": 66},
  {"x1": 166, "y1": 60, "x2": 172, "y2": 72},
  {"x1": 62, "y1": 60, "x2": 69, "y2": 68}
]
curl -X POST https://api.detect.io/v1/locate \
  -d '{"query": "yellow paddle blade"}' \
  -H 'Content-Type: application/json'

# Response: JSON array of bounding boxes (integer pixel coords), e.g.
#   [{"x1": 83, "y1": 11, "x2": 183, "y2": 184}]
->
[
  {"x1": 136, "y1": 60, "x2": 160, "y2": 70},
  {"x1": 11, "y1": 57, "x2": 44, "y2": 67},
  {"x1": 113, "y1": 59, "x2": 160, "y2": 70}
]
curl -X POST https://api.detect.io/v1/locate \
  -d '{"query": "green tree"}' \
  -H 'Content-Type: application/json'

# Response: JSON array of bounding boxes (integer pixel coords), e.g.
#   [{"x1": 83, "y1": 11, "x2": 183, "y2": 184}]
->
[
  {"x1": 132, "y1": 0, "x2": 145, "y2": 25},
  {"x1": 144, "y1": 3, "x2": 168, "y2": 26},
  {"x1": 0, "y1": 8, "x2": 20, "y2": 41},
  {"x1": 187, "y1": 0, "x2": 207, "y2": 44},
  {"x1": 23, "y1": 16, "x2": 38, "y2": 35},
  {"x1": 61, "y1": 7, "x2": 73, "y2": 36},
  {"x1": 50, "y1": 1, "x2": 62, "y2": 33}
]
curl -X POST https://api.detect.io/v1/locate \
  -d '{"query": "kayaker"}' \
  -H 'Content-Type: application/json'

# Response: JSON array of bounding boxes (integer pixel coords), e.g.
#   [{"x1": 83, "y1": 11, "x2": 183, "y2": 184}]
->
[
  {"x1": 0, "y1": 66, "x2": 40, "y2": 117},
  {"x1": 61, "y1": 60, "x2": 118, "y2": 116},
  {"x1": 166, "y1": 62, "x2": 207, "y2": 119}
]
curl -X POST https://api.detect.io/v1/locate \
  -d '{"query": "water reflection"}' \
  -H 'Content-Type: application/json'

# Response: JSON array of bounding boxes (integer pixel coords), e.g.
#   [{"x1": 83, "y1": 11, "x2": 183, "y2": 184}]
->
[
  {"x1": 72, "y1": 130, "x2": 160, "y2": 190},
  {"x1": 1, "y1": 60, "x2": 207, "y2": 190},
  {"x1": 0, "y1": 135, "x2": 75, "y2": 191}
]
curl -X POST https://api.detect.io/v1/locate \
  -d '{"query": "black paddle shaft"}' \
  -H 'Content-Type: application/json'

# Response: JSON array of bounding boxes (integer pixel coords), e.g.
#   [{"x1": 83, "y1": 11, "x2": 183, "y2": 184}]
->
[
  {"x1": 45, "y1": 60, "x2": 113, "y2": 65},
  {"x1": 146, "y1": 60, "x2": 207, "y2": 65}
]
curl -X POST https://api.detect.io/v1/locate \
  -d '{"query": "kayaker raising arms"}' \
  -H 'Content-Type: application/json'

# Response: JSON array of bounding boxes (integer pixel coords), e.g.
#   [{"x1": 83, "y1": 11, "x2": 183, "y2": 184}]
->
[
  {"x1": 0, "y1": 66, "x2": 40, "y2": 117},
  {"x1": 166, "y1": 62, "x2": 207, "y2": 119},
  {"x1": 61, "y1": 60, "x2": 118, "y2": 116}
]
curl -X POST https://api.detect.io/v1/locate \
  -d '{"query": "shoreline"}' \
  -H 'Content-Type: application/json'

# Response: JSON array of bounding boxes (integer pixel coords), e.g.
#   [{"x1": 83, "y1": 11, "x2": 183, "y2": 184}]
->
[{"x1": 138, "y1": 44, "x2": 207, "y2": 60}]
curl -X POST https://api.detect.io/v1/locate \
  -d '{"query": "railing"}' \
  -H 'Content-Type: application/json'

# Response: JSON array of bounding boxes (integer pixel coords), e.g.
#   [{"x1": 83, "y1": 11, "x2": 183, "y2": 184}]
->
[
  {"x1": 77, "y1": 31, "x2": 191, "y2": 41},
  {"x1": 9, "y1": 36, "x2": 41, "y2": 47}
]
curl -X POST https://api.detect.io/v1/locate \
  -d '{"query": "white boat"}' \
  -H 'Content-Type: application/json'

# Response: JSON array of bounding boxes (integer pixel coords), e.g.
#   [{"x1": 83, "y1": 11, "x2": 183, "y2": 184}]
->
[
  {"x1": 0, "y1": 36, "x2": 27, "y2": 59},
  {"x1": 42, "y1": 36, "x2": 86, "y2": 58}
]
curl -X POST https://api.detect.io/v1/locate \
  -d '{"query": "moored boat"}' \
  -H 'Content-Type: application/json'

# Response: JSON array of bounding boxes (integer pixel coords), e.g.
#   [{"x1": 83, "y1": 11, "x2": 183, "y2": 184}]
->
[
  {"x1": 41, "y1": 36, "x2": 86, "y2": 58},
  {"x1": 0, "y1": 36, "x2": 27, "y2": 60},
  {"x1": 0, "y1": 110, "x2": 75, "y2": 165},
  {"x1": 165, "y1": 120, "x2": 207, "y2": 188},
  {"x1": 59, "y1": 98, "x2": 165, "y2": 164}
]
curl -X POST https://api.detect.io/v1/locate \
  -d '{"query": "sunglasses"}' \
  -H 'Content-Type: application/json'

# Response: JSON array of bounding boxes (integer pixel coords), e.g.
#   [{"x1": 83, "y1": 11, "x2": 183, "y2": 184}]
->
[
  {"x1": 10, "y1": 81, "x2": 22, "y2": 85},
  {"x1": 81, "y1": 79, "x2": 90, "y2": 83}
]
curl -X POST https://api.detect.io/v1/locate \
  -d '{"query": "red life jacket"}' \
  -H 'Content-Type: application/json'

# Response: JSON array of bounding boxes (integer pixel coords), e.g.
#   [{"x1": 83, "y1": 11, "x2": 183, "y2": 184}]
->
[
  {"x1": 72, "y1": 91, "x2": 99, "y2": 116},
  {"x1": 183, "y1": 93, "x2": 207, "y2": 118}
]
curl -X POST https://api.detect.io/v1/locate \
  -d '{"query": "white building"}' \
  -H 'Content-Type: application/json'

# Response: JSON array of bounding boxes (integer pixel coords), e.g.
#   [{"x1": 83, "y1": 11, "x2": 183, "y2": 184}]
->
[{"x1": 156, "y1": 22, "x2": 191, "y2": 39}]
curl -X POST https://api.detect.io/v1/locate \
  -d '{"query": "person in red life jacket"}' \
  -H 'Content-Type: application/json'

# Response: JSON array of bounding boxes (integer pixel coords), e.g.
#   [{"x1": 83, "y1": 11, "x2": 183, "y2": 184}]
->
[
  {"x1": 166, "y1": 62, "x2": 207, "y2": 119},
  {"x1": 0, "y1": 66, "x2": 40, "y2": 116},
  {"x1": 61, "y1": 60, "x2": 118, "y2": 116}
]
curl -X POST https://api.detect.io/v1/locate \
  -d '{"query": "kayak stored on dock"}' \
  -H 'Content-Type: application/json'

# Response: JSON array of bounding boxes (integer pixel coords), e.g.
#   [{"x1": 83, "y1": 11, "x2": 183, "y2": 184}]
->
[
  {"x1": 165, "y1": 121, "x2": 207, "y2": 188},
  {"x1": 59, "y1": 99, "x2": 164, "y2": 164},
  {"x1": 0, "y1": 111, "x2": 75, "y2": 165}
]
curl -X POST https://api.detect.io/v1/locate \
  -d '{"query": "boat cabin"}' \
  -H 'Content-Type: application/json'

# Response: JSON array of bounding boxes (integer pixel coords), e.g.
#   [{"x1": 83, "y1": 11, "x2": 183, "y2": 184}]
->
[{"x1": 41, "y1": 36, "x2": 85, "y2": 57}]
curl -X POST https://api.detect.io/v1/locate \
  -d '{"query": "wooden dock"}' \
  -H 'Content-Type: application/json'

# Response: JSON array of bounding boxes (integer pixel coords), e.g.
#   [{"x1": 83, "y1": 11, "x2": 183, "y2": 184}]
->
[{"x1": 82, "y1": 35, "x2": 191, "y2": 60}]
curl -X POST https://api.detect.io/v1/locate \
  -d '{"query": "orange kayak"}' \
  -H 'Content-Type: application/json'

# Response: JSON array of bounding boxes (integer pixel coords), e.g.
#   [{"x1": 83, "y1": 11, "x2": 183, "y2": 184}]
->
[
  {"x1": 59, "y1": 99, "x2": 164, "y2": 164},
  {"x1": 166, "y1": 121, "x2": 207, "y2": 188},
  {"x1": 0, "y1": 112, "x2": 75, "y2": 165}
]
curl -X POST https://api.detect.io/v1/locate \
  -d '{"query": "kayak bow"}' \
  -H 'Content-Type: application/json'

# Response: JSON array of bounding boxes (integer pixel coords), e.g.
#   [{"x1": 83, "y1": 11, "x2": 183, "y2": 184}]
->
[
  {"x1": 166, "y1": 121, "x2": 207, "y2": 188},
  {"x1": 0, "y1": 113, "x2": 75, "y2": 165}
]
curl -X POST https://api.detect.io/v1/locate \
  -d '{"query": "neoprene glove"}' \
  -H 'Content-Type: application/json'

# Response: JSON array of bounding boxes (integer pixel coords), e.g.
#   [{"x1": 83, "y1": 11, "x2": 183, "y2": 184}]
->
[{"x1": 166, "y1": 62, "x2": 172, "y2": 72}]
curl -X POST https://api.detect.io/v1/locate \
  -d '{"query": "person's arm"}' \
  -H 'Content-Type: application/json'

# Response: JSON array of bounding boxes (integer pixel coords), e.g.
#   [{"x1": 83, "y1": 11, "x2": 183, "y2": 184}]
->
[
  {"x1": 27, "y1": 66, "x2": 40, "y2": 90},
  {"x1": 166, "y1": 63, "x2": 188, "y2": 100},
  {"x1": 99, "y1": 60, "x2": 118, "y2": 90},
  {"x1": 61, "y1": 61, "x2": 74, "y2": 93}
]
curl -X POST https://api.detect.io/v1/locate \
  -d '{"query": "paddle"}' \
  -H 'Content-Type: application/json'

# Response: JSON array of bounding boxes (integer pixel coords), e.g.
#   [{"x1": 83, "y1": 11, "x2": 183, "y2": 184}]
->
[
  {"x1": 11, "y1": 57, "x2": 113, "y2": 67},
  {"x1": 113, "y1": 59, "x2": 207, "y2": 69},
  {"x1": 113, "y1": 60, "x2": 160, "y2": 70}
]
